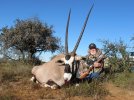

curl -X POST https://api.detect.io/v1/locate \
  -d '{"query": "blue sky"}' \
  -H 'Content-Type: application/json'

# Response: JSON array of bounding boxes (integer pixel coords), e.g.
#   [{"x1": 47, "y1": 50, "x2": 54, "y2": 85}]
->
[{"x1": 0, "y1": 0, "x2": 134, "y2": 61}]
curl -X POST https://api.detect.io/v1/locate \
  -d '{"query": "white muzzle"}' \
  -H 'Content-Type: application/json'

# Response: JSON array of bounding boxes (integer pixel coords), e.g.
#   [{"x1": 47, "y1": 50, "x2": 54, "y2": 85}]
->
[{"x1": 63, "y1": 73, "x2": 72, "y2": 81}]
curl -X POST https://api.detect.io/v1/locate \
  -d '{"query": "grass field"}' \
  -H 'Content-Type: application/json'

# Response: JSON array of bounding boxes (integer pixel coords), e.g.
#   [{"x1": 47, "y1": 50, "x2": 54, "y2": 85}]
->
[{"x1": 0, "y1": 61, "x2": 134, "y2": 100}]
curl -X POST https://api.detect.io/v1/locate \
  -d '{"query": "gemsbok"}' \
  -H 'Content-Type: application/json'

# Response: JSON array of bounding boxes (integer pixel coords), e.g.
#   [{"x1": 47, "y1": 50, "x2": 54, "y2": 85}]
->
[{"x1": 31, "y1": 5, "x2": 94, "y2": 89}]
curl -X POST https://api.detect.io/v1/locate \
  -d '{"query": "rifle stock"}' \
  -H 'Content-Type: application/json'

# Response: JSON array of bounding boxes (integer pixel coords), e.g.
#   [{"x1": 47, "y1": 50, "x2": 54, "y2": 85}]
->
[{"x1": 79, "y1": 67, "x2": 93, "y2": 79}]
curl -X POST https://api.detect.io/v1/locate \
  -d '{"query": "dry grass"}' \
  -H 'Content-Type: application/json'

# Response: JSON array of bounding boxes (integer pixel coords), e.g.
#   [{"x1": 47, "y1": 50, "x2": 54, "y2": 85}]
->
[
  {"x1": 111, "y1": 72, "x2": 134, "y2": 91},
  {"x1": 0, "y1": 61, "x2": 134, "y2": 100},
  {"x1": 0, "y1": 61, "x2": 109, "y2": 100},
  {"x1": 63, "y1": 80, "x2": 109, "y2": 100}
]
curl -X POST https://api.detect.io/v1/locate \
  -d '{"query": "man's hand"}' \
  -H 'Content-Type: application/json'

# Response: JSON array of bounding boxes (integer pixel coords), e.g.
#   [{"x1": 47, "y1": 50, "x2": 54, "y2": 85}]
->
[
  {"x1": 93, "y1": 62, "x2": 101, "y2": 68},
  {"x1": 79, "y1": 71, "x2": 89, "y2": 79}
]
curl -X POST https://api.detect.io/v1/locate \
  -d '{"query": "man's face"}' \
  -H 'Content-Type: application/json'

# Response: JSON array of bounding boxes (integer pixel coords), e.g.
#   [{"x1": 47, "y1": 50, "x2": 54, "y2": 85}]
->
[{"x1": 89, "y1": 48, "x2": 97, "y2": 55}]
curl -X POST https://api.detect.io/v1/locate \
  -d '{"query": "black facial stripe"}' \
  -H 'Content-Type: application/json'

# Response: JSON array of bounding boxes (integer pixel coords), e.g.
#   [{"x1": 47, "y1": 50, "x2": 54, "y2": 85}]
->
[
  {"x1": 72, "y1": 61, "x2": 74, "y2": 73},
  {"x1": 71, "y1": 60, "x2": 80, "y2": 80},
  {"x1": 64, "y1": 64, "x2": 71, "y2": 73}
]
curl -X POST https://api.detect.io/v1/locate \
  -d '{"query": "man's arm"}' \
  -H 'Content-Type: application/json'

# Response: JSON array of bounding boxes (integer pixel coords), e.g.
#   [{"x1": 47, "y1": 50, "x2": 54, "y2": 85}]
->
[{"x1": 79, "y1": 55, "x2": 105, "y2": 79}]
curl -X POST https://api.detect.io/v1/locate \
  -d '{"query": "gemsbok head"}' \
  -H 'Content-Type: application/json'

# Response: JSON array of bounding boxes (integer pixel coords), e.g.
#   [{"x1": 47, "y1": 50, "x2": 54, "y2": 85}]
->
[{"x1": 61, "y1": 5, "x2": 94, "y2": 82}]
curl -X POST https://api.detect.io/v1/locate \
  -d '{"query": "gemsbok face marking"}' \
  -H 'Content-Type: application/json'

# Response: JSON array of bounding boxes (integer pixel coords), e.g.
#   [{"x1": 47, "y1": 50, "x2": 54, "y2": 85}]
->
[{"x1": 63, "y1": 55, "x2": 74, "y2": 81}]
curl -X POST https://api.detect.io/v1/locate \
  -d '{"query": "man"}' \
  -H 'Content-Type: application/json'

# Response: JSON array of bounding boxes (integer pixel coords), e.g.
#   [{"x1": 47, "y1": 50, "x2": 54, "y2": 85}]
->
[{"x1": 79, "y1": 43, "x2": 104, "y2": 80}]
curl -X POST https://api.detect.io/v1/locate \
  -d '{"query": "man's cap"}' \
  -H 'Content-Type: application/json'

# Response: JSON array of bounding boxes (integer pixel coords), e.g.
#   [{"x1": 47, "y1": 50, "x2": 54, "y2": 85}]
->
[{"x1": 89, "y1": 43, "x2": 96, "y2": 49}]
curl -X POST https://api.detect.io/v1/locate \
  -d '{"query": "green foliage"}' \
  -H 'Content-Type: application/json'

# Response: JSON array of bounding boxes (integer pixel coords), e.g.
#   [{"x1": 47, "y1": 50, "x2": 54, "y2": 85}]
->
[{"x1": 100, "y1": 39, "x2": 130, "y2": 73}]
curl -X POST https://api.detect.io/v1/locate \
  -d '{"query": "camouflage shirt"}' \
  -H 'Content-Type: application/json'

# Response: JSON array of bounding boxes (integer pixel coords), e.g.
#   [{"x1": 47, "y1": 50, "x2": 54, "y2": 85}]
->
[{"x1": 85, "y1": 48, "x2": 103, "y2": 73}]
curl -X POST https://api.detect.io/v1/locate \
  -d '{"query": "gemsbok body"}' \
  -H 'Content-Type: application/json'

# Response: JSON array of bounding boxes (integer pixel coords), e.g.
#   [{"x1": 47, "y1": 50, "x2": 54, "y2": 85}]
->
[{"x1": 31, "y1": 5, "x2": 94, "y2": 89}]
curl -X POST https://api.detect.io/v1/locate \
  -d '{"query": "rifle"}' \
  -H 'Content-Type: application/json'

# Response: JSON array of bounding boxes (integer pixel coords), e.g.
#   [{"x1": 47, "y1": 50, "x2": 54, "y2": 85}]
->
[{"x1": 79, "y1": 49, "x2": 111, "y2": 79}]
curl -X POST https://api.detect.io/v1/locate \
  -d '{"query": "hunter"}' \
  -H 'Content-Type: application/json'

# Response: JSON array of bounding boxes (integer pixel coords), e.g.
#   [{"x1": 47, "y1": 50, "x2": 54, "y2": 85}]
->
[{"x1": 80, "y1": 43, "x2": 105, "y2": 80}]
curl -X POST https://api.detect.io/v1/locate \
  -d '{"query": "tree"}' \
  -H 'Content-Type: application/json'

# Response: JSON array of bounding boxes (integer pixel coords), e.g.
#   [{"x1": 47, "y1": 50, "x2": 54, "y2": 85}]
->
[
  {"x1": 0, "y1": 17, "x2": 61, "y2": 61},
  {"x1": 100, "y1": 39, "x2": 130, "y2": 72}
]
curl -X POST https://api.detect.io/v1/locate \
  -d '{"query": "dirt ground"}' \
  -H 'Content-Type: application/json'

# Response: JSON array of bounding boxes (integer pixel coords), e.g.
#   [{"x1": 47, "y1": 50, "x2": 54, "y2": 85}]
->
[
  {"x1": 1, "y1": 81, "x2": 134, "y2": 100},
  {"x1": 67, "y1": 82, "x2": 134, "y2": 100},
  {"x1": 104, "y1": 83, "x2": 134, "y2": 100}
]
